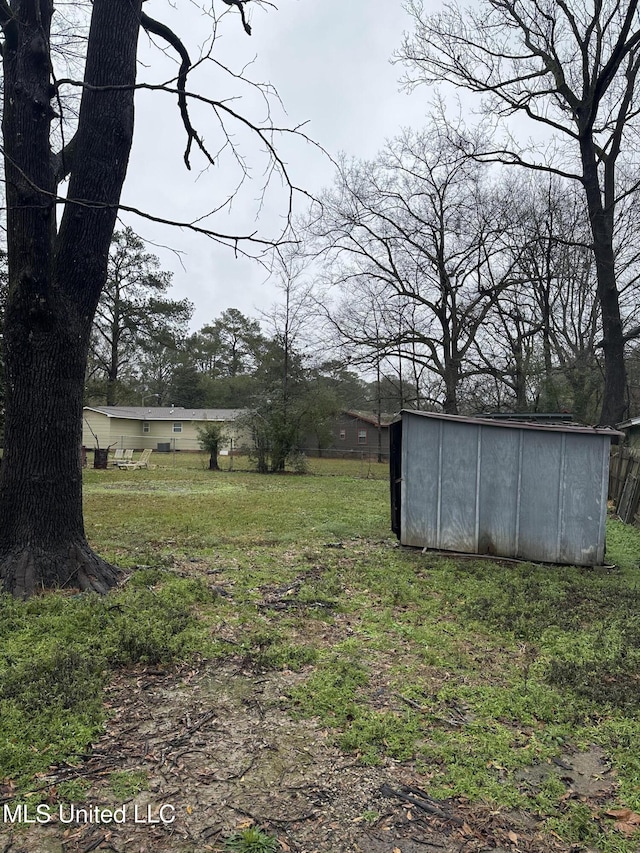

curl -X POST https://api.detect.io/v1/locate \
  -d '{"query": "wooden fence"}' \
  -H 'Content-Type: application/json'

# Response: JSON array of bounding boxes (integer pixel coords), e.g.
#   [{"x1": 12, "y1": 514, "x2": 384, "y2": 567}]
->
[{"x1": 609, "y1": 446, "x2": 640, "y2": 524}]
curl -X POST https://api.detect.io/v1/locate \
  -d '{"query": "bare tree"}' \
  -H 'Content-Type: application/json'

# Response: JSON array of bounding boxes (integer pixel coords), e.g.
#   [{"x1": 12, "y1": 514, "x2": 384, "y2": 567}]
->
[
  {"x1": 311, "y1": 126, "x2": 523, "y2": 414},
  {"x1": 399, "y1": 0, "x2": 640, "y2": 425},
  {"x1": 472, "y1": 174, "x2": 604, "y2": 419},
  {"x1": 0, "y1": 1, "x2": 307, "y2": 596},
  {"x1": 251, "y1": 251, "x2": 318, "y2": 471}
]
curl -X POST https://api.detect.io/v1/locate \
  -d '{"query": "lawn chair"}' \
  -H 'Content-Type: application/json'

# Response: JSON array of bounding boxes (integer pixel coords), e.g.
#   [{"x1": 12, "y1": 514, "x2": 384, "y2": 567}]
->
[
  {"x1": 116, "y1": 448, "x2": 153, "y2": 470},
  {"x1": 111, "y1": 448, "x2": 125, "y2": 466}
]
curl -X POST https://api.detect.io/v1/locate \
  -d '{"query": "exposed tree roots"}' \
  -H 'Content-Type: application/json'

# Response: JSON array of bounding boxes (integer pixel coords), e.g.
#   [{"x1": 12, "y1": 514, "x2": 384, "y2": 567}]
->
[{"x1": 0, "y1": 542, "x2": 121, "y2": 598}]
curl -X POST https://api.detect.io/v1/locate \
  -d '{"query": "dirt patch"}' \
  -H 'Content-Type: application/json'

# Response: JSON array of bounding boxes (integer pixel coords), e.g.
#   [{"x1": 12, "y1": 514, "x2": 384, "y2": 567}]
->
[
  {"x1": 514, "y1": 745, "x2": 616, "y2": 799},
  {"x1": 0, "y1": 662, "x2": 575, "y2": 853}
]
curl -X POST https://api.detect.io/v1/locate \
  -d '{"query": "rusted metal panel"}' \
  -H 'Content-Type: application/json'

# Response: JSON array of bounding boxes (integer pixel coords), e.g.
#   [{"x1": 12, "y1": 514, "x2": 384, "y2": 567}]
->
[{"x1": 396, "y1": 410, "x2": 619, "y2": 566}]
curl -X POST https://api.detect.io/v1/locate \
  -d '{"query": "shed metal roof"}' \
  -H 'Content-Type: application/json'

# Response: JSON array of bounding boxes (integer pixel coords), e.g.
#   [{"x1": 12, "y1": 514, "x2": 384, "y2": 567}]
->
[{"x1": 398, "y1": 409, "x2": 623, "y2": 437}]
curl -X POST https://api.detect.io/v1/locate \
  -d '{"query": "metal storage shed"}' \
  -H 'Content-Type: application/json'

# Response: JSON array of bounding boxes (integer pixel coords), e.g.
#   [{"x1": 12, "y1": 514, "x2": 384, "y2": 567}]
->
[{"x1": 390, "y1": 410, "x2": 621, "y2": 566}]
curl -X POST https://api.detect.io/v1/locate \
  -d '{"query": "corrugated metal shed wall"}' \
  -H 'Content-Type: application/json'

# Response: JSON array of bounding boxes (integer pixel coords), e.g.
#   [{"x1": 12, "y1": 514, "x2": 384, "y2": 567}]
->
[{"x1": 399, "y1": 411, "x2": 614, "y2": 566}]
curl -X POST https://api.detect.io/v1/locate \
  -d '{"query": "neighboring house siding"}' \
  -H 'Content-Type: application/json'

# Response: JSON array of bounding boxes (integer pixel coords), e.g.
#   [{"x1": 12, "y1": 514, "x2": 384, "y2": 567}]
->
[
  {"x1": 82, "y1": 410, "x2": 112, "y2": 449},
  {"x1": 110, "y1": 418, "x2": 143, "y2": 447},
  {"x1": 335, "y1": 413, "x2": 391, "y2": 458},
  {"x1": 82, "y1": 408, "x2": 249, "y2": 452}
]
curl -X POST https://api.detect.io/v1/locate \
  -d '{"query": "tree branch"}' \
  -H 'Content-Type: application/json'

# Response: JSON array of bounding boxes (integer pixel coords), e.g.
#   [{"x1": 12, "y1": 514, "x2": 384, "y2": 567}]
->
[
  {"x1": 222, "y1": 0, "x2": 252, "y2": 36},
  {"x1": 592, "y1": 0, "x2": 640, "y2": 109},
  {"x1": 623, "y1": 323, "x2": 640, "y2": 343},
  {"x1": 53, "y1": 76, "x2": 326, "y2": 232},
  {"x1": 0, "y1": 141, "x2": 297, "y2": 257},
  {"x1": 0, "y1": 0, "x2": 17, "y2": 52},
  {"x1": 140, "y1": 11, "x2": 213, "y2": 170},
  {"x1": 51, "y1": 132, "x2": 79, "y2": 184}
]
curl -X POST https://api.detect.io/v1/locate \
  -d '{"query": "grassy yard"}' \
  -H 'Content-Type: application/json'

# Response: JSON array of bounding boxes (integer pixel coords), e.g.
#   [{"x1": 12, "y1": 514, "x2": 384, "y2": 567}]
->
[{"x1": 1, "y1": 455, "x2": 639, "y2": 851}]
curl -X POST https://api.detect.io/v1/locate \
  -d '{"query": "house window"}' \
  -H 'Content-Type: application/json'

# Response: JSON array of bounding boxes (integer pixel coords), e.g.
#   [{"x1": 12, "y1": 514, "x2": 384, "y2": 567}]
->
[
  {"x1": 339, "y1": 429, "x2": 346, "y2": 440},
  {"x1": 358, "y1": 429, "x2": 367, "y2": 444},
  {"x1": 172, "y1": 422, "x2": 182, "y2": 433},
  {"x1": 142, "y1": 422, "x2": 150, "y2": 434}
]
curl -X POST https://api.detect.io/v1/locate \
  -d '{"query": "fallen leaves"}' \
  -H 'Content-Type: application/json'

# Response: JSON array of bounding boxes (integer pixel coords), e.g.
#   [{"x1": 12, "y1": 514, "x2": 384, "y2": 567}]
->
[{"x1": 605, "y1": 808, "x2": 640, "y2": 836}]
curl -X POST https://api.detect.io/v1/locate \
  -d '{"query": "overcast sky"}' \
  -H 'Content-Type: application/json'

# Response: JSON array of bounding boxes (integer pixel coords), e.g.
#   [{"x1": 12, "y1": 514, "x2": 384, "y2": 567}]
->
[{"x1": 118, "y1": 1, "x2": 431, "y2": 332}]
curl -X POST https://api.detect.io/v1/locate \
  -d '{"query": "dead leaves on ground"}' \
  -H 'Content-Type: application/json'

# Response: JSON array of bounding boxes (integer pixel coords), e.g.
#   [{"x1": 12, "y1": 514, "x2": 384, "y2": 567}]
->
[{"x1": 605, "y1": 807, "x2": 640, "y2": 836}]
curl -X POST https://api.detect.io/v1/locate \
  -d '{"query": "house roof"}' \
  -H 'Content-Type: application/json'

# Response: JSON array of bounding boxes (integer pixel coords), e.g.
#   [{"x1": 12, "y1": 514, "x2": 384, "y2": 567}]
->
[
  {"x1": 84, "y1": 406, "x2": 248, "y2": 422},
  {"x1": 343, "y1": 410, "x2": 396, "y2": 428}
]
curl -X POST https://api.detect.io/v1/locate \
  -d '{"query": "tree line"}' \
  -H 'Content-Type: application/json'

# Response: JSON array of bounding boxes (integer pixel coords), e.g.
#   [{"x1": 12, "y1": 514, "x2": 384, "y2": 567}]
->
[
  {"x1": 83, "y1": 228, "x2": 378, "y2": 408},
  {"x1": 306, "y1": 128, "x2": 640, "y2": 424},
  {"x1": 87, "y1": 140, "x2": 640, "y2": 430},
  {"x1": 80, "y1": 227, "x2": 404, "y2": 471},
  {"x1": 395, "y1": 0, "x2": 640, "y2": 428}
]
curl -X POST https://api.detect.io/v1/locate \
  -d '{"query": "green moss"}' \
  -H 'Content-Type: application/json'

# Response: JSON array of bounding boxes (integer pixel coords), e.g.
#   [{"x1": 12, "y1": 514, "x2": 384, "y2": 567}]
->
[
  {"x1": 108, "y1": 770, "x2": 148, "y2": 799},
  {"x1": 290, "y1": 649, "x2": 369, "y2": 727},
  {"x1": 55, "y1": 778, "x2": 91, "y2": 802},
  {"x1": 239, "y1": 626, "x2": 318, "y2": 671}
]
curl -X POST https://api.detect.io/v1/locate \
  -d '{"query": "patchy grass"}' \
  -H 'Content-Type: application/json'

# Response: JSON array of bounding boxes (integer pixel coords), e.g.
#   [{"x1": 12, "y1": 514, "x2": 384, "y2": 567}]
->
[
  {"x1": 0, "y1": 571, "x2": 217, "y2": 787},
  {"x1": 83, "y1": 456, "x2": 388, "y2": 566},
  {"x1": 108, "y1": 770, "x2": 149, "y2": 800},
  {"x1": 1, "y1": 458, "x2": 639, "y2": 851},
  {"x1": 223, "y1": 825, "x2": 280, "y2": 853}
]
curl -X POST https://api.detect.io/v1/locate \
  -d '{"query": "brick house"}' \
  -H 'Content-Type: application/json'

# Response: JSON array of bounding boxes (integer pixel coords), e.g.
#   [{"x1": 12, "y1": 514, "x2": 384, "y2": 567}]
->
[{"x1": 312, "y1": 410, "x2": 395, "y2": 460}]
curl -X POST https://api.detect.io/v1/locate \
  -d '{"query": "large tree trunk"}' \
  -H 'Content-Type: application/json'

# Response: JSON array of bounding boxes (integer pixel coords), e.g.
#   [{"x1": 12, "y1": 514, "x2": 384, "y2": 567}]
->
[
  {"x1": 0, "y1": 309, "x2": 118, "y2": 594},
  {"x1": 581, "y1": 141, "x2": 627, "y2": 427},
  {"x1": 594, "y1": 244, "x2": 626, "y2": 426},
  {"x1": 442, "y1": 359, "x2": 459, "y2": 414},
  {"x1": 0, "y1": 0, "x2": 142, "y2": 596}
]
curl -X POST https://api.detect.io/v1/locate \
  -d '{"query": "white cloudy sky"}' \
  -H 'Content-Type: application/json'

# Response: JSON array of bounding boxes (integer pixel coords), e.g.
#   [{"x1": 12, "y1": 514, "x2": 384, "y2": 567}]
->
[{"x1": 118, "y1": 0, "x2": 431, "y2": 331}]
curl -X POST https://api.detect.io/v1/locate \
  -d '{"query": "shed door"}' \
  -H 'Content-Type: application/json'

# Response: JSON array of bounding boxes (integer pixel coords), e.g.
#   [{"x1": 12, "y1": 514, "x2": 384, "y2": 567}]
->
[{"x1": 390, "y1": 420, "x2": 402, "y2": 538}]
